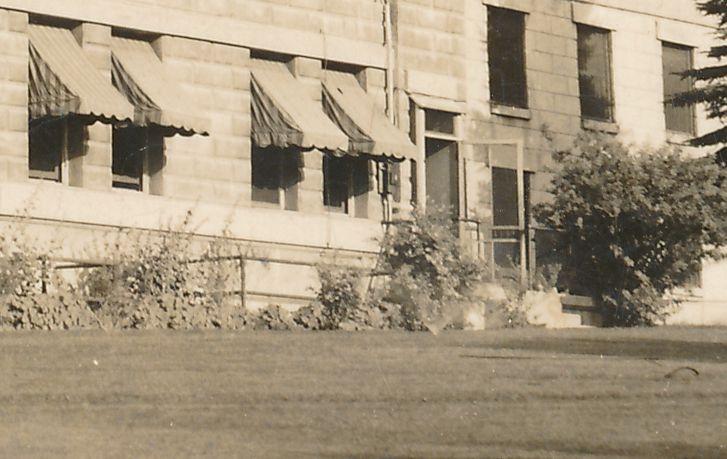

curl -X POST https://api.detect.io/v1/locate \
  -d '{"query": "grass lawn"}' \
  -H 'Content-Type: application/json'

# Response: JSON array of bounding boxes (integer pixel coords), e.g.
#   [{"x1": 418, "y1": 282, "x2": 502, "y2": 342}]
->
[{"x1": 1, "y1": 327, "x2": 726, "y2": 458}]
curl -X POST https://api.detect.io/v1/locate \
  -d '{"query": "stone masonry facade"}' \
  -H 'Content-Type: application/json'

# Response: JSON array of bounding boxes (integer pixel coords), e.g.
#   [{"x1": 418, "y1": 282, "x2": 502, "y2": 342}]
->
[{"x1": 0, "y1": 0, "x2": 724, "y2": 312}]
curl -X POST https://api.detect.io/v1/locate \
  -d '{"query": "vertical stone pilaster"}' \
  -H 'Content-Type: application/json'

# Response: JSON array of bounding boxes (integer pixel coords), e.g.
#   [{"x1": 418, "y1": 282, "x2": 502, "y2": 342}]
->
[
  {"x1": 0, "y1": 9, "x2": 29, "y2": 183},
  {"x1": 358, "y1": 67, "x2": 388, "y2": 114},
  {"x1": 364, "y1": 161, "x2": 383, "y2": 220},
  {"x1": 288, "y1": 56, "x2": 325, "y2": 214},
  {"x1": 357, "y1": 67, "x2": 388, "y2": 221},
  {"x1": 287, "y1": 56, "x2": 322, "y2": 102},
  {"x1": 299, "y1": 150, "x2": 325, "y2": 214},
  {"x1": 73, "y1": 23, "x2": 113, "y2": 190}
]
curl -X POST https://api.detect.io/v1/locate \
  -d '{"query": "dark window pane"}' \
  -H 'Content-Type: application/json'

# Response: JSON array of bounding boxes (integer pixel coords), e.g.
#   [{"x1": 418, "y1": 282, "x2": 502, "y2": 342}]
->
[
  {"x1": 492, "y1": 167, "x2": 518, "y2": 227},
  {"x1": 323, "y1": 155, "x2": 350, "y2": 213},
  {"x1": 425, "y1": 138, "x2": 458, "y2": 215},
  {"x1": 29, "y1": 117, "x2": 63, "y2": 181},
  {"x1": 488, "y1": 7, "x2": 528, "y2": 108},
  {"x1": 425, "y1": 109, "x2": 455, "y2": 134},
  {"x1": 494, "y1": 241, "x2": 520, "y2": 268},
  {"x1": 662, "y1": 42, "x2": 694, "y2": 134},
  {"x1": 577, "y1": 24, "x2": 613, "y2": 121},
  {"x1": 494, "y1": 242, "x2": 520, "y2": 268},
  {"x1": 252, "y1": 146, "x2": 282, "y2": 204},
  {"x1": 112, "y1": 127, "x2": 145, "y2": 191}
]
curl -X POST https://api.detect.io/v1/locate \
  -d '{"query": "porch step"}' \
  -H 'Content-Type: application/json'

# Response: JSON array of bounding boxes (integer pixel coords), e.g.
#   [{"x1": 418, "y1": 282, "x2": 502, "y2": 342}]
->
[{"x1": 556, "y1": 312, "x2": 584, "y2": 328}]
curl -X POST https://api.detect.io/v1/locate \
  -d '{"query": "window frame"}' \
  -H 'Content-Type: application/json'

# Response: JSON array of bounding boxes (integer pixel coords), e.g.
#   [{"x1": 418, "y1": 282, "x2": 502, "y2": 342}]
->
[
  {"x1": 111, "y1": 126, "x2": 164, "y2": 194},
  {"x1": 487, "y1": 6, "x2": 529, "y2": 110},
  {"x1": 323, "y1": 154, "x2": 370, "y2": 218},
  {"x1": 576, "y1": 23, "x2": 615, "y2": 123},
  {"x1": 411, "y1": 104, "x2": 463, "y2": 214},
  {"x1": 478, "y1": 139, "x2": 531, "y2": 287},
  {"x1": 28, "y1": 116, "x2": 73, "y2": 184},
  {"x1": 661, "y1": 41, "x2": 696, "y2": 135},
  {"x1": 112, "y1": 126, "x2": 146, "y2": 192},
  {"x1": 251, "y1": 145, "x2": 300, "y2": 211}
]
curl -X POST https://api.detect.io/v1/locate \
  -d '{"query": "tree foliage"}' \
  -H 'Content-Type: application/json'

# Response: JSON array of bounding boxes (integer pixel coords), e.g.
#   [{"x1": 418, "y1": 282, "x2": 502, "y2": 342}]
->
[
  {"x1": 380, "y1": 207, "x2": 488, "y2": 330},
  {"x1": 534, "y1": 134, "x2": 727, "y2": 326},
  {"x1": 674, "y1": 0, "x2": 727, "y2": 163}
]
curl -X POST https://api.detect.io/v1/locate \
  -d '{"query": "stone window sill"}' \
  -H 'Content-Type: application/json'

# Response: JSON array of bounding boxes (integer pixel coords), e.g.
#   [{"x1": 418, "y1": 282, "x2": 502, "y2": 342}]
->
[
  {"x1": 491, "y1": 104, "x2": 531, "y2": 120},
  {"x1": 666, "y1": 130, "x2": 694, "y2": 145},
  {"x1": 582, "y1": 118, "x2": 620, "y2": 134}
]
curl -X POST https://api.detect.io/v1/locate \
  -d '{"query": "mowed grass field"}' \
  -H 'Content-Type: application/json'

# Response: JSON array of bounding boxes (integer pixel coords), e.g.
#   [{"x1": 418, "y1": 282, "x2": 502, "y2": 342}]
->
[{"x1": 1, "y1": 328, "x2": 726, "y2": 458}]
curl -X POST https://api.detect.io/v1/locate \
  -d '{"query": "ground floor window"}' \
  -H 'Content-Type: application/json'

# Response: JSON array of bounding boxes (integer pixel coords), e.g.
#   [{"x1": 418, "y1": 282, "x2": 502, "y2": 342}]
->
[
  {"x1": 29, "y1": 117, "x2": 73, "y2": 182},
  {"x1": 251, "y1": 145, "x2": 301, "y2": 210},
  {"x1": 112, "y1": 127, "x2": 164, "y2": 194},
  {"x1": 323, "y1": 154, "x2": 370, "y2": 217}
]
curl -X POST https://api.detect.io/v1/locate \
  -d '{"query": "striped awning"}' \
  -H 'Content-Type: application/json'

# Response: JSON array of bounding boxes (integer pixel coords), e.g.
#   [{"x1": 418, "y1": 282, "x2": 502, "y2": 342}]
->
[
  {"x1": 250, "y1": 60, "x2": 348, "y2": 152},
  {"x1": 323, "y1": 71, "x2": 417, "y2": 161},
  {"x1": 111, "y1": 37, "x2": 210, "y2": 135},
  {"x1": 28, "y1": 24, "x2": 134, "y2": 122}
]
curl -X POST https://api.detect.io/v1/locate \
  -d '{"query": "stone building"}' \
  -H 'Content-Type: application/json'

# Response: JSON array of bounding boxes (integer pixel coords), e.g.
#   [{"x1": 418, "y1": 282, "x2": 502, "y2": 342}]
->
[{"x1": 0, "y1": 0, "x2": 724, "y2": 322}]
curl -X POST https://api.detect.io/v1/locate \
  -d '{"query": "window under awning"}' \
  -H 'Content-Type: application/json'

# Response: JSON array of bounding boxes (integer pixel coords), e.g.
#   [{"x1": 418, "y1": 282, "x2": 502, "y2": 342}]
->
[
  {"x1": 28, "y1": 24, "x2": 134, "y2": 123},
  {"x1": 250, "y1": 60, "x2": 349, "y2": 152},
  {"x1": 111, "y1": 37, "x2": 210, "y2": 136},
  {"x1": 322, "y1": 71, "x2": 417, "y2": 161}
]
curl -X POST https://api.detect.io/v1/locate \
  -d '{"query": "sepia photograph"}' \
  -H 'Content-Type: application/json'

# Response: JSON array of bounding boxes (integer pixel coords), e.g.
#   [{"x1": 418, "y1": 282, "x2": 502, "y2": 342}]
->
[{"x1": 0, "y1": 0, "x2": 726, "y2": 456}]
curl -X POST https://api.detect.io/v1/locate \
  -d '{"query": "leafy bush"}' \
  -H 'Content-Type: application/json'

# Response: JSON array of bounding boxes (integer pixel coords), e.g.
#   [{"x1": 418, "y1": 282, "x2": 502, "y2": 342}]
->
[
  {"x1": 0, "y1": 225, "x2": 47, "y2": 297},
  {"x1": 534, "y1": 133, "x2": 727, "y2": 326},
  {"x1": 1, "y1": 207, "x2": 493, "y2": 332},
  {"x1": 0, "y1": 223, "x2": 104, "y2": 330},
  {"x1": 379, "y1": 207, "x2": 489, "y2": 330},
  {"x1": 349, "y1": 298, "x2": 404, "y2": 330},
  {"x1": 245, "y1": 304, "x2": 297, "y2": 331},
  {"x1": 314, "y1": 263, "x2": 363, "y2": 330},
  {"x1": 0, "y1": 294, "x2": 99, "y2": 330},
  {"x1": 78, "y1": 216, "x2": 245, "y2": 330}
]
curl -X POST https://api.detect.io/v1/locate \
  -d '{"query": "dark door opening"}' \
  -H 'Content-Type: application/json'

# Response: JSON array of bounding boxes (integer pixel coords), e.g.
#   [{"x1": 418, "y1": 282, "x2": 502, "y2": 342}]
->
[{"x1": 425, "y1": 138, "x2": 458, "y2": 215}]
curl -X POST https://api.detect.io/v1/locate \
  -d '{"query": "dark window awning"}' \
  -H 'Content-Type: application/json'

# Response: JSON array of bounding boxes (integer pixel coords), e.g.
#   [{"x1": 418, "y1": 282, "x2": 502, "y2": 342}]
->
[
  {"x1": 250, "y1": 60, "x2": 349, "y2": 152},
  {"x1": 28, "y1": 24, "x2": 134, "y2": 122},
  {"x1": 111, "y1": 37, "x2": 210, "y2": 135},
  {"x1": 323, "y1": 71, "x2": 417, "y2": 161}
]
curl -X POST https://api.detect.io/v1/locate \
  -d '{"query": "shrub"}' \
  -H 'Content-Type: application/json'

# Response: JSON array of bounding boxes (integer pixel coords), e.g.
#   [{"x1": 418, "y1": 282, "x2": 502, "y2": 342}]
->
[
  {"x1": 314, "y1": 263, "x2": 362, "y2": 330},
  {"x1": 77, "y1": 216, "x2": 246, "y2": 330},
  {"x1": 0, "y1": 225, "x2": 47, "y2": 297},
  {"x1": 379, "y1": 207, "x2": 489, "y2": 330},
  {"x1": 534, "y1": 133, "x2": 727, "y2": 326},
  {"x1": 245, "y1": 304, "x2": 297, "y2": 331},
  {"x1": 0, "y1": 294, "x2": 99, "y2": 330},
  {"x1": 0, "y1": 223, "x2": 103, "y2": 330},
  {"x1": 348, "y1": 298, "x2": 404, "y2": 330}
]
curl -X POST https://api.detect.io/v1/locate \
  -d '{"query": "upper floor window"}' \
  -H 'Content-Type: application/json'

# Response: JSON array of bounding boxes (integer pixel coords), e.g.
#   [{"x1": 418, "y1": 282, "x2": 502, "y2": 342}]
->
[
  {"x1": 577, "y1": 24, "x2": 614, "y2": 122},
  {"x1": 488, "y1": 6, "x2": 528, "y2": 109},
  {"x1": 662, "y1": 42, "x2": 695, "y2": 134}
]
